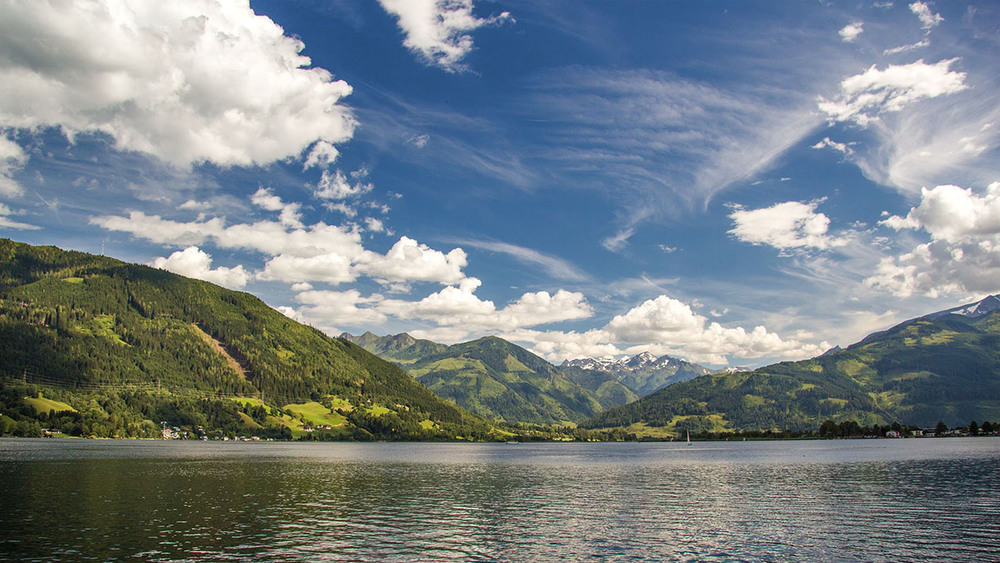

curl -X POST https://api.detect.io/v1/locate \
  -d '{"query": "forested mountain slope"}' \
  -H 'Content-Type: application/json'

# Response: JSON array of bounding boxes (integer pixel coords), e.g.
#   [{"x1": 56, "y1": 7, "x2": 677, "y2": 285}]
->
[
  {"x1": 582, "y1": 302, "x2": 1000, "y2": 435},
  {"x1": 403, "y1": 336, "x2": 609, "y2": 426},
  {"x1": 0, "y1": 239, "x2": 496, "y2": 440},
  {"x1": 340, "y1": 331, "x2": 447, "y2": 365},
  {"x1": 343, "y1": 333, "x2": 702, "y2": 422}
]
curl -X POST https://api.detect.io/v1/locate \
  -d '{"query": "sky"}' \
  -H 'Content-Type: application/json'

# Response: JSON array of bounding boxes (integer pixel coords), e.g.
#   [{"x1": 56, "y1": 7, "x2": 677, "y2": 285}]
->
[{"x1": 1, "y1": 0, "x2": 999, "y2": 368}]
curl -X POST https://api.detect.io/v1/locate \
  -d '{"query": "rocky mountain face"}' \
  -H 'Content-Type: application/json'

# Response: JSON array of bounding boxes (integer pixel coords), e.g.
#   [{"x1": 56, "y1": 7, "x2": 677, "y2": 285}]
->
[
  {"x1": 925, "y1": 294, "x2": 1000, "y2": 320},
  {"x1": 563, "y1": 352, "x2": 714, "y2": 396}
]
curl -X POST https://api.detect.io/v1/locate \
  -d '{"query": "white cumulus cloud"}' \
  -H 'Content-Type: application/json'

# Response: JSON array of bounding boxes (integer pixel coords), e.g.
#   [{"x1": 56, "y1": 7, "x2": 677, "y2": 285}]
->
[
  {"x1": 604, "y1": 296, "x2": 705, "y2": 343},
  {"x1": 92, "y1": 188, "x2": 475, "y2": 290},
  {"x1": 250, "y1": 187, "x2": 285, "y2": 212},
  {"x1": 909, "y1": 1, "x2": 943, "y2": 30},
  {"x1": 500, "y1": 290, "x2": 594, "y2": 327},
  {"x1": 293, "y1": 289, "x2": 389, "y2": 331},
  {"x1": 370, "y1": 281, "x2": 593, "y2": 340},
  {"x1": 812, "y1": 137, "x2": 852, "y2": 155},
  {"x1": 257, "y1": 252, "x2": 357, "y2": 285},
  {"x1": 251, "y1": 187, "x2": 304, "y2": 228},
  {"x1": 839, "y1": 22, "x2": 864, "y2": 42},
  {"x1": 360, "y1": 236, "x2": 468, "y2": 286},
  {"x1": 729, "y1": 200, "x2": 846, "y2": 251},
  {"x1": 377, "y1": 0, "x2": 511, "y2": 72},
  {"x1": 517, "y1": 295, "x2": 829, "y2": 365},
  {"x1": 151, "y1": 246, "x2": 249, "y2": 289},
  {"x1": 867, "y1": 181, "x2": 1000, "y2": 297},
  {"x1": 314, "y1": 169, "x2": 373, "y2": 201},
  {"x1": 0, "y1": 0, "x2": 355, "y2": 168},
  {"x1": 818, "y1": 59, "x2": 968, "y2": 127},
  {"x1": 0, "y1": 133, "x2": 27, "y2": 196},
  {"x1": 508, "y1": 329, "x2": 621, "y2": 363},
  {"x1": 0, "y1": 202, "x2": 40, "y2": 230},
  {"x1": 881, "y1": 182, "x2": 1000, "y2": 241},
  {"x1": 382, "y1": 278, "x2": 494, "y2": 323},
  {"x1": 303, "y1": 141, "x2": 341, "y2": 170}
]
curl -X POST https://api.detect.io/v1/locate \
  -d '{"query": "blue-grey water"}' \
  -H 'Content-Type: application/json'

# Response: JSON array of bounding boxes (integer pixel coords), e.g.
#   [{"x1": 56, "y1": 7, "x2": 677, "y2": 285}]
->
[{"x1": 1, "y1": 438, "x2": 998, "y2": 562}]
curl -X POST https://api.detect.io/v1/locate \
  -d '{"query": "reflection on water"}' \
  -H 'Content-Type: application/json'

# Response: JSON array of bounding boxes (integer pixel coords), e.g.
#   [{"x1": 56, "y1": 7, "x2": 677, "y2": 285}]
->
[{"x1": 1, "y1": 439, "x2": 998, "y2": 562}]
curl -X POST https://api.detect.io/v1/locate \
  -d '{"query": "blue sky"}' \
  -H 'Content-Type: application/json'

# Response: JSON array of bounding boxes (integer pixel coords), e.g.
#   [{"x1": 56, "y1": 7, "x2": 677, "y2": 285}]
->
[{"x1": 1, "y1": 0, "x2": 999, "y2": 367}]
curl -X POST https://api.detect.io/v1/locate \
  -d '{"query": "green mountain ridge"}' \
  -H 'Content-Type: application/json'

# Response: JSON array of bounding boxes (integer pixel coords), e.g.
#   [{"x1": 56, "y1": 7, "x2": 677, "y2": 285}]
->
[
  {"x1": 559, "y1": 365, "x2": 641, "y2": 408},
  {"x1": 582, "y1": 304, "x2": 1000, "y2": 435},
  {"x1": 344, "y1": 332, "x2": 618, "y2": 425},
  {"x1": 342, "y1": 332, "x2": 724, "y2": 424},
  {"x1": 0, "y1": 239, "x2": 499, "y2": 440},
  {"x1": 339, "y1": 331, "x2": 447, "y2": 365},
  {"x1": 6, "y1": 238, "x2": 995, "y2": 440}
]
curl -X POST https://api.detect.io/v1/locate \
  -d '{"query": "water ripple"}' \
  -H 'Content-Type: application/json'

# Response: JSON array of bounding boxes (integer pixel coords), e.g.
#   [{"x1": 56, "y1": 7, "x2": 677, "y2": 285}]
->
[{"x1": 1, "y1": 439, "x2": 999, "y2": 561}]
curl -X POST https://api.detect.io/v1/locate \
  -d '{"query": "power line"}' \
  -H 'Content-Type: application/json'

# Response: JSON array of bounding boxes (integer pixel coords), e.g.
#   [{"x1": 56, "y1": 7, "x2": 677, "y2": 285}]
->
[{"x1": 6, "y1": 368, "x2": 256, "y2": 401}]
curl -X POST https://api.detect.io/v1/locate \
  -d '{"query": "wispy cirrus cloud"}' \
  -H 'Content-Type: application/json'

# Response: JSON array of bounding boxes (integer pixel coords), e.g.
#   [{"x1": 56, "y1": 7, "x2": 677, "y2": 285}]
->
[
  {"x1": 521, "y1": 67, "x2": 823, "y2": 247},
  {"x1": 354, "y1": 88, "x2": 536, "y2": 190},
  {"x1": 455, "y1": 239, "x2": 589, "y2": 282},
  {"x1": 817, "y1": 55, "x2": 1000, "y2": 194},
  {"x1": 883, "y1": 38, "x2": 930, "y2": 56},
  {"x1": 0, "y1": 202, "x2": 39, "y2": 230}
]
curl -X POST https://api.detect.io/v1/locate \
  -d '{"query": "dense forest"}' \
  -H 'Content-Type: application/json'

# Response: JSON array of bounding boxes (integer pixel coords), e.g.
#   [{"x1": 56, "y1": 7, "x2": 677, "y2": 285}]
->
[
  {"x1": 583, "y1": 307, "x2": 1000, "y2": 434},
  {"x1": 0, "y1": 239, "x2": 530, "y2": 440},
  {"x1": 399, "y1": 336, "x2": 608, "y2": 425}
]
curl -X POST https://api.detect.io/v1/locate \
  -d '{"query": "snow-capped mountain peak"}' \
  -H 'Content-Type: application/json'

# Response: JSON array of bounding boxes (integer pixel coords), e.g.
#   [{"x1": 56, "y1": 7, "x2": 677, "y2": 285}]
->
[
  {"x1": 564, "y1": 352, "x2": 662, "y2": 372},
  {"x1": 562, "y1": 352, "x2": 716, "y2": 396},
  {"x1": 926, "y1": 294, "x2": 1000, "y2": 320},
  {"x1": 625, "y1": 351, "x2": 657, "y2": 368}
]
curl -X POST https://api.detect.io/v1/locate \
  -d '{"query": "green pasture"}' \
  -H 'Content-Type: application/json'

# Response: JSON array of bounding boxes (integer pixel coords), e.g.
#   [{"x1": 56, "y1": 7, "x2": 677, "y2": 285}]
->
[
  {"x1": 283, "y1": 401, "x2": 348, "y2": 428},
  {"x1": 24, "y1": 395, "x2": 76, "y2": 415}
]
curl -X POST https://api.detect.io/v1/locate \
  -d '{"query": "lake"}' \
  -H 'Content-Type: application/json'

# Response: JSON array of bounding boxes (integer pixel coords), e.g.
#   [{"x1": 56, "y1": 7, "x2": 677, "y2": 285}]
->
[{"x1": 1, "y1": 438, "x2": 998, "y2": 562}]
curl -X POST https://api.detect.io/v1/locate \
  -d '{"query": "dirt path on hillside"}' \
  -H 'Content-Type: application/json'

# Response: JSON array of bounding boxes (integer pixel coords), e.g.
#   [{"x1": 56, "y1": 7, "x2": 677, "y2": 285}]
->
[{"x1": 191, "y1": 323, "x2": 249, "y2": 379}]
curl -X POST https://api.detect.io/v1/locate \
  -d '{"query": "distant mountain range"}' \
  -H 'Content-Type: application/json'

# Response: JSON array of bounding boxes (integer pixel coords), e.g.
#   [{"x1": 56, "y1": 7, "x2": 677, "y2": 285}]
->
[
  {"x1": 581, "y1": 294, "x2": 1000, "y2": 435},
  {"x1": 562, "y1": 351, "x2": 714, "y2": 396},
  {"x1": 340, "y1": 331, "x2": 447, "y2": 364},
  {"x1": 343, "y1": 333, "x2": 607, "y2": 425},
  {"x1": 5, "y1": 237, "x2": 997, "y2": 440},
  {"x1": 342, "y1": 332, "x2": 714, "y2": 425}
]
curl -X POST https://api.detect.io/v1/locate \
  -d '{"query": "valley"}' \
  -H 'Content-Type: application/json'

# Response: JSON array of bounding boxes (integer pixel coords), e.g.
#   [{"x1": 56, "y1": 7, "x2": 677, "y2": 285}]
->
[{"x1": 2, "y1": 238, "x2": 998, "y2": 441}]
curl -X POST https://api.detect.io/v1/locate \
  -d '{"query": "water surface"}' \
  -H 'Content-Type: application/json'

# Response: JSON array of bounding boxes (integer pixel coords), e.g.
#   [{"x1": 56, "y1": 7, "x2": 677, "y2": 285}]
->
[{"x1": 2, "y1": 438, "x2": 998, "y2": 562}]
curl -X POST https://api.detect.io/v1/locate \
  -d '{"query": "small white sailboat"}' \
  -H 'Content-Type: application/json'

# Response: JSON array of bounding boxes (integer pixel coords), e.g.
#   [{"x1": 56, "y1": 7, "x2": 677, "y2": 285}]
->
[{"x1": 686, "y1": 429, "x2": 691, "y2": 445}]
